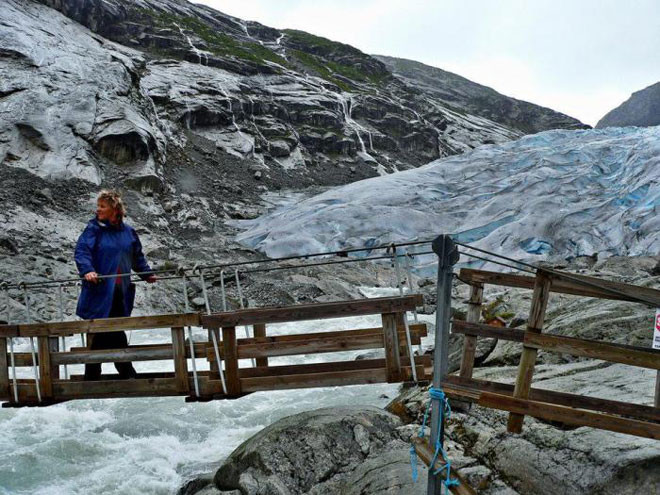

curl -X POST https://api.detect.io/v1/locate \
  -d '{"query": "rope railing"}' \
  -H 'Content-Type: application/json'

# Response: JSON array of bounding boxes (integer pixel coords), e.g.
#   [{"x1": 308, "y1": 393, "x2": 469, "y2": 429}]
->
[
  {"x1": 0, "y1": 238, "x2": 437, "y2": 291},
  {"x1": 2, "y1": 232, "x2": 656, "y2": 328}
]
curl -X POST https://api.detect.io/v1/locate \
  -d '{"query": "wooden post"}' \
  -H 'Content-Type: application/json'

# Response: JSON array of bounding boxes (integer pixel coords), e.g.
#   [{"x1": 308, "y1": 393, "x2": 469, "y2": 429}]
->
[
  {"x1": 655, "y1": 371, "x2": 660, "y2": 409},
  {"x1": 382, "y1": 312, "x2": 402, "y2": 382},
  {"x1": 0, "y1": 337, "x2": 8, "y2": 400},
  {"x1": 222, "y1": 326, "x2": 241, "y2": 396},
  {"x1": 507, "y1": 271, "x2": 552, "y2": 433},
  {"x1": 253, "y1": 323, "x2": 268, "y2": 367},
  {"x1": 459, "y1": 283, "x2": 484, "y2": 379},
  {"x1": 38, "y1": 336, "x2": 55, "y2": 400},
  {"x1": 171, "y1": 327, "x2": 190, "y2": 394}
]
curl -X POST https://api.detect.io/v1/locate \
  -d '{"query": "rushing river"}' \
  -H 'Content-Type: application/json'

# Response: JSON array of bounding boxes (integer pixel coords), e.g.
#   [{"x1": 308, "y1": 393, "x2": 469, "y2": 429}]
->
[{"x1": 0, "y1": 287, "x2": 433, "y2": 494}]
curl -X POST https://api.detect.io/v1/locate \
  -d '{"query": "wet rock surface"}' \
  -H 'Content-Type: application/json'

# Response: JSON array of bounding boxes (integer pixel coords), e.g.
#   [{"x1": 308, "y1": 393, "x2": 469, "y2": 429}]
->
[{"x1": 3, "y1": 0, "x2": 585, "y2": 199}]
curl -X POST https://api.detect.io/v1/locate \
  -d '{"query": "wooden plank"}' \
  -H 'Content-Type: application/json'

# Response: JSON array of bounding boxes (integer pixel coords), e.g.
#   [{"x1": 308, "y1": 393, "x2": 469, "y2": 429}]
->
[
  {"x1": 223, "y1": 331, "x2": 420, "y2": 361},
  {"x1": 67, "y1": 342, "x2": 208, "y2": 355},
  {"x1": 656, "y1": 371, "x2": 660, "y2": 409},
  {"x1": 222, "y1": 327, "x2": 241, "y2": 396},
  {"x1": 382, "y1": 312, "x2": 402, "y2": 382},
  {"x1": 444, "y1": 375, "x2": 660, "y2": 423},
  {"x1": 481, "y1": 392, "x2": 660, "y2": 440},
  {"x1": 411, "y1": 437, "x2": 478, "y2": 495},
  {"x1": 550, "y1": 270, "x2": 660, "y2": 307},
  {"x1": 253, "y1": 323, "x2": 268, "y2": 367},
  {"x1": 239, "y1": 356, "x2": 431, "y2": 379},
  {"x1": 0, "y1": 338, "x2": 8, "y2": 400},
  {"x1": 236, "y1": 323, "x2": 427, "y2": 345},
  {"x1": 11, "y1": 353, "x2": 36, "y2": 367},
  {"x1": 202, "y1": 295, "x2": 423, "y2": 327},
  {"x1": 14, "y1": 313, "x2": 200, "y2": 338},
  {"x1": 52, "y1": 346, "x2": 175, "y2": 365},
  {"x1": 452, "y1": 320, "x2": 525, "y2": 342},
  {"x1": 459, "y1": 268, "x2": 660, "y2": 304},
  {"x1": 524, "y1": 333, "x2": 660, "y2": 370},
  {"x1": 51, "y1": 342, "x2": 208, "y2": 365},
  {"x1": 171, "y1": 327, "x2": 190, "y2": 393},
  {"x1": 508, "y1": 271, "x2": 552, "y2": 433},
  {"x1": 0, "y1": 325, "x2": 19, "y2": 338},
  {"x1": 53, "y1": 377, "x2": 180, "y2": 399},
  {"x1": 37, "y1": 336, "x2": 53, "y2": 399},
  {"x1": 240, "y1": 365, "x2": 424, "y2": 393},
  {"x1": 459, "y1": 283, "x2": 483, "y2": 380}
]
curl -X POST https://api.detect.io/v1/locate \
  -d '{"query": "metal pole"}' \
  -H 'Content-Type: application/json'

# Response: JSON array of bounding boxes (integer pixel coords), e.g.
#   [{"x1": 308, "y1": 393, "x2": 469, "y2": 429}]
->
[
  {"x1": 22, "y1": 284, "x2": 42, "y2": 403},
  {"x1": 235, "y1": 270, "x2": 256, "y2": 367},
  {"x1": 404, "y1": 254, "x2": 419, "y2": 324},
  {"x1": 199, "y1": 271, "x2": 228, "y2": 395},
  {"x1": 76, "y1": 282, "x2": 86, "y2": 348},
  {"x1": 220, "y1": 270, "x2": 227, "y2": 311},
  {"x1": 394, "y1": 252, "x2": 417, "y2": 382},
  {"x1": 427, "y1": 235, "x2": 458, "y2": 495},
  {"x1": 57, "y1": 284, "x2": 69, "y2": 379},
  {"x1": 182, "y1": 275, "x2": 200, "y2": 397}
]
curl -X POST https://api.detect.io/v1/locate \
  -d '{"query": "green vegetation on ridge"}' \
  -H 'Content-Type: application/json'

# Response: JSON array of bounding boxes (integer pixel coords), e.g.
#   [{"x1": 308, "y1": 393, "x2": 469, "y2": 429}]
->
[{"x1": 133, "y1": 8, "x2": 289, "y2": 68}]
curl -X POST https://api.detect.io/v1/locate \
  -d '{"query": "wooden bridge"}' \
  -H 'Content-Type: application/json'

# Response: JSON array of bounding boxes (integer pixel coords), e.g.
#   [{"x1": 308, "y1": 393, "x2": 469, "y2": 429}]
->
[
  {"x1": 0, "y1": 294, "x2": 428, "y2": 406},
  {"x1": 441, "y1": 267, "x2": 660, "y2": 441},
  {"x1": 1, "y1": 265, "x2": 659, "y2": 444}
]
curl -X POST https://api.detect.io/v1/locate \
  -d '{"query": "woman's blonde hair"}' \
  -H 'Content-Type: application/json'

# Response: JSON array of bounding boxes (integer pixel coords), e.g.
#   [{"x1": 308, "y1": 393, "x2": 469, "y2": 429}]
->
[{"x1": 97, "y1": 190, "x2": 126, "y2": 219}]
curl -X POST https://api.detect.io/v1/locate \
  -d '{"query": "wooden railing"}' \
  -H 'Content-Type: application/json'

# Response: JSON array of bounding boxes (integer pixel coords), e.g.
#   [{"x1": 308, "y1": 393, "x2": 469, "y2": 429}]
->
[
  {"x1": 0, "y1": 295, "x2": 427, "y2": 406},
  {"x1": 446, "y1": 268, "x2": 660, "y2": 440}
]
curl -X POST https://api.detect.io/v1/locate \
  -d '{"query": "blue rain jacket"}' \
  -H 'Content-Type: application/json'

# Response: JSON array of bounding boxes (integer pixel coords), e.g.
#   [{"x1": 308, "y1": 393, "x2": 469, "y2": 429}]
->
[{"x1": 75, "y1": 218, "x2": 152, "y2": 320}]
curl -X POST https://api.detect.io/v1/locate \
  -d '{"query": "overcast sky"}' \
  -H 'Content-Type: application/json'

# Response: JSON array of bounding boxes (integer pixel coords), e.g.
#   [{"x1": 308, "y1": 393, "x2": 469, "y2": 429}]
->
[{"x1": 195, "y1": 0, "x2": 660, "y2": 126}]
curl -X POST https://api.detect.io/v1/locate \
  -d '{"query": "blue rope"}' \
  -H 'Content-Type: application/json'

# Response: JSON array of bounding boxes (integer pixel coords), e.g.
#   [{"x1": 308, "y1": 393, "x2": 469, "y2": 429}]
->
[{"x1": 410, "y1": 387, "x2": 459, "y2": 492}]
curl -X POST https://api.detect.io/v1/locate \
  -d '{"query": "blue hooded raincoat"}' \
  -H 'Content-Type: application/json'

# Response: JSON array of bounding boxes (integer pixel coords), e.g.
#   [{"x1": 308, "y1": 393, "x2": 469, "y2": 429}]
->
[{"x1": 75, "y1": 218, "x2": 152, "y2": 320}]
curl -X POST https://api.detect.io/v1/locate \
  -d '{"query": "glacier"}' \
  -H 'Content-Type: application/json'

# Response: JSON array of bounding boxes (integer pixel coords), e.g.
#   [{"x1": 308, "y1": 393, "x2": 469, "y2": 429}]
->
[{"x1": 236, "y1": 126, "x2": 660, "y2": 262}]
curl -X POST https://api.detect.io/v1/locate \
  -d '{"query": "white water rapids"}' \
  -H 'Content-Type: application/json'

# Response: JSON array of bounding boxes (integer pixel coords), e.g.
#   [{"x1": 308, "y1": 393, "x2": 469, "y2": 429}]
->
[{"x1": 0, "y1": 288, "x2": 432, "y2": 495}]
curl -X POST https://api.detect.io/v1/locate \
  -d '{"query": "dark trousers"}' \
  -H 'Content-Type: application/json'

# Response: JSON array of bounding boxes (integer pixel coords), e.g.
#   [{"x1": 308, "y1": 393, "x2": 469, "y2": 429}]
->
[{"x1": 84, "y1": 287, "x2": 137, "y2": 380}]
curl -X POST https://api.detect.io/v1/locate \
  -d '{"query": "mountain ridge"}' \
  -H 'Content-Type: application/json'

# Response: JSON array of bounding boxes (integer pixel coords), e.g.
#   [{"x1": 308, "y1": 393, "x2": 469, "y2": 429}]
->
[
  {"x1": 597, "y1": 81, "x2": 660, "y2": 128},
  {"x1": 375, "y1": 55, "x2": 589, "y2": 134}
]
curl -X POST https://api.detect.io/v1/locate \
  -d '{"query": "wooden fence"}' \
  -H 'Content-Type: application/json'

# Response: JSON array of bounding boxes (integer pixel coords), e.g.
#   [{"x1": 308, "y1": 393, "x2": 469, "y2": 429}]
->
[
  {"x1": 0, "y1": 295, "x2": 427, "y2": 406},
  {"x1": 445, "y1": 268, "x2": 660, "y2": 440}
]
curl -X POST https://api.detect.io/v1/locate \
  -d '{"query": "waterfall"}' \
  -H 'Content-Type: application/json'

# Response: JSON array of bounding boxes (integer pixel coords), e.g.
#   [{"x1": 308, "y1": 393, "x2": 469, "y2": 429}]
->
[{"x1": 174, "y1": 23, "x2": 209, "y2": 65}]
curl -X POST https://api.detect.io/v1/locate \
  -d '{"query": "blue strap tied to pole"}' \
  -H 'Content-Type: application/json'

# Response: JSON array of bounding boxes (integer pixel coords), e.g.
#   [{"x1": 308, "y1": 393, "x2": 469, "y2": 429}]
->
[{"x1": 410, "y1": 387, "x2": 460, "y2": 492}]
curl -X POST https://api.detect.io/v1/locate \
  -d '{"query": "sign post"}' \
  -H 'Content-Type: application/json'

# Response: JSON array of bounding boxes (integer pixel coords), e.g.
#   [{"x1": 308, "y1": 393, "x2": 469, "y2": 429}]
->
[
  {"x1": 654, "y1": 310, "x2": 660, "y2": 408},
  {"x1": 428, "y1": 235, "x2": 459, "y2": 495}
]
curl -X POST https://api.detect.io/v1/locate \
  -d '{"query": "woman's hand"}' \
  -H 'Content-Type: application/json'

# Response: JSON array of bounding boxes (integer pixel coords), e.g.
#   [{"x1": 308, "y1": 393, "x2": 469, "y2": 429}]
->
[
  {"x1": 84, "y1": 271, "x2": 99, "y2": 284},
  {"x1": 145, "y1": 275, "x2": 158, "y2": 284}
]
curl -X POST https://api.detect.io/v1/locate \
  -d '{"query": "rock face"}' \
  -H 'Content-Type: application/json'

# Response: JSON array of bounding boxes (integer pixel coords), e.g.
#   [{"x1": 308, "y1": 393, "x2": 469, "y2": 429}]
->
[
  {"x1": 596, "y1": 81, "x2": 660, "y2": 128},
  {"x1": 0, "y1": 0, "x2": 587, "y2": 196},
  {"x1": 375, "y1": 56, "x2": 589, "y2": 134},
  {"x1": 1, "y1": 0, "x2": 166, "y2": 186}
]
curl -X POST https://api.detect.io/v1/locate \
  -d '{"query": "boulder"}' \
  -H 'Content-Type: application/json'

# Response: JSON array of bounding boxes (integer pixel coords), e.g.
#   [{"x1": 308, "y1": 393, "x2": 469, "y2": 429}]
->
[{"x1": 212, "y1": 407, "x2": 407, "y2": 495}]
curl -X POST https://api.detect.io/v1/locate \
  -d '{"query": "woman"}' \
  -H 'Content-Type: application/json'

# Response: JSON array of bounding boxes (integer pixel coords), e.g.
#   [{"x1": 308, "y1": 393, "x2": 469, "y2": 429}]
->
[{"x1": 75, "y1": 190, "x2": 156, "y2": 380}]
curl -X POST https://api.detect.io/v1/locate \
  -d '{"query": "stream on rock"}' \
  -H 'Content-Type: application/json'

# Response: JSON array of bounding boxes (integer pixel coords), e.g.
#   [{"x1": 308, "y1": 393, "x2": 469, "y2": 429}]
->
[{"x1": 0, "y1": 287, "x2": 435, "y2": 495}]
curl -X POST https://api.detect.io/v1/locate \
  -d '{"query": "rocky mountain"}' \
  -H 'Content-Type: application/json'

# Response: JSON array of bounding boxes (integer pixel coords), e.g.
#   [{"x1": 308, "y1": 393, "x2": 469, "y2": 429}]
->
[
  {"x1": 1, "y1": 0, "x2": 587, "y2": 201},
  {"x1": 375, "y1": 55, "x2": 589, "y2": 134},
  {"x1": 597, "y1": 81, "x2": 660, "y2": 128}
]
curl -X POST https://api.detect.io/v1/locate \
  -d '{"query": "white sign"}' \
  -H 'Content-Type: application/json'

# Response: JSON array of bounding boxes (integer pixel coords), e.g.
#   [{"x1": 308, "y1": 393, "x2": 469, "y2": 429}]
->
[{"x1": 654, "y1": 309, "x2": 660, "y2": 350}]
